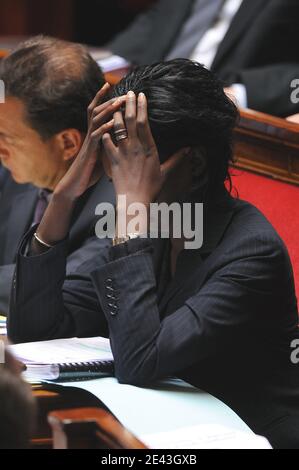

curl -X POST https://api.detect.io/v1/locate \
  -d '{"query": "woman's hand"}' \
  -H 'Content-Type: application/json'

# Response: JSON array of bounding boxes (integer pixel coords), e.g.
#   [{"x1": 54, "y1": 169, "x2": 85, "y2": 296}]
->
[
  {"x1": 102, "y1": 91, "x2": 187, "y2": 237},
  {"x1": 33, "y1": 83, "x2": 125, "y2": 250},
  {"x1": 102, "y1": 91, "x2": 185, "y2": 208},
  {"x1": 54, "y1": 83, "x2": 125, "y2": 202}
]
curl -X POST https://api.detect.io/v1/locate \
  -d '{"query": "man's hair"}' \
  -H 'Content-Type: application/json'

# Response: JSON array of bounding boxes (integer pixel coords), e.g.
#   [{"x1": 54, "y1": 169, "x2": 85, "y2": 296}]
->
[
  {"x1": 0, "y1": 36, "x2": 105, "y2": 139},
  {"x1": 113, "y1": 59, "x2": 238, "y2": 198}
]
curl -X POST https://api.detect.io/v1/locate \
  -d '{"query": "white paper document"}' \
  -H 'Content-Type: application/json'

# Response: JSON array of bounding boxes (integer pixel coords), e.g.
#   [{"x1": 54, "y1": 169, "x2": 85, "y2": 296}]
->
[
  {"x1": 60, "y1": 378, "x2": 255, "y2": 440},
  {"x1": 9, "y1": 337, "x2": 113, "y2": 365},
  {"x1": 141, "y1": 423, "x2": 272, "y2": 450}
]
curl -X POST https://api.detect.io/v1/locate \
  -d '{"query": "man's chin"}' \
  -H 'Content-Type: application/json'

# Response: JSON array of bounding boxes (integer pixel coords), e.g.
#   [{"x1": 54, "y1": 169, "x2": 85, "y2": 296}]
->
[{"x1": 9, "y1": 171, "x2": 28, "y2": 185}]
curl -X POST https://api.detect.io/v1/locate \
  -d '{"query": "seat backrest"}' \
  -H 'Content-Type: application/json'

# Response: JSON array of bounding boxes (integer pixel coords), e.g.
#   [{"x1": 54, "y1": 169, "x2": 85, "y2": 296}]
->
[{"x1": 48, "y1": 408, "x2": 148, "y2": 450}]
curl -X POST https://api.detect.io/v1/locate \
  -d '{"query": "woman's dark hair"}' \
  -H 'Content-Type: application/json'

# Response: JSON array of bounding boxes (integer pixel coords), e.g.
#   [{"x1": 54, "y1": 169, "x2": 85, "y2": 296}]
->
[
  {"x1": 0, "y1": 36, "x2": 105, "y2": 139},
  {"x1": 112, "y1": 59, "x2": 238, "y2": 198}
]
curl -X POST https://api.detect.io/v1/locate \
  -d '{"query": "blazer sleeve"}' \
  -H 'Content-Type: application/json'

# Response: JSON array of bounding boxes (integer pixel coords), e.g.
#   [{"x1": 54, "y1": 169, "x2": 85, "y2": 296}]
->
[
  {"x1": 91, "y1": 234, "x2": 296, "y2": 387},
  {"x1": 106, "y1": 2, "x2": 160, "y2": 63},
  {"x1": 231, "y1": 63, "x2": 299, "y2": 117},
  {"x1": 8, "y1": 228, "x2": 109, "y2": 344}
]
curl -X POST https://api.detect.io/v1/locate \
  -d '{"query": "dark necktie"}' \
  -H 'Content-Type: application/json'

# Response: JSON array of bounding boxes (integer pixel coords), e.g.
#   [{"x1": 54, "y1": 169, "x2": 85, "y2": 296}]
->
[
  {"x1": 166, "y1": 0, "x2": 225, "y2": 60},
  {"x1": 32, "y1": 189, "x2": 51, "y2": 225}
]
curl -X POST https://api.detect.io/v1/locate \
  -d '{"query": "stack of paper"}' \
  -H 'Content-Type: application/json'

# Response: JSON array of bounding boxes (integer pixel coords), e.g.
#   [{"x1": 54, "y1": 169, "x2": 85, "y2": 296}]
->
[
  {"x1": 0, "y1": 315, "x2": 6, "y2": 336},
  {"x1": 10, "y1": 337, "x2": 112, "y2": 364},
  {"x1": 9, "y1": 337, "x2": 113, "y2": 381}
]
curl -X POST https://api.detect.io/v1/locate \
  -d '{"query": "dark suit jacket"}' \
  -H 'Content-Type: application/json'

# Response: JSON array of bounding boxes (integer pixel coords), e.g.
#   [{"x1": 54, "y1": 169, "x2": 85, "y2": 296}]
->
[
  {"x1": 0, "y1": 165, "x2": 7, "y2": 195},
  {"x1": 0, "y1": 172, "x2": 115, "y2": 315},
  {"x1": 108, "y1": 0, "x2": 299, "y2": 116},
  {"x1": 9, "y1": 190, "x2": 299, "y2": 448}
]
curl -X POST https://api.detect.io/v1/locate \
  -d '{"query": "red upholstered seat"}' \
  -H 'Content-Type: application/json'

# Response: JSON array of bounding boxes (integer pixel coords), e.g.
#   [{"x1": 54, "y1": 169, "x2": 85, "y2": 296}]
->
[{"x1": 230, "y1": 170, "x2": 299, "y2": 301}]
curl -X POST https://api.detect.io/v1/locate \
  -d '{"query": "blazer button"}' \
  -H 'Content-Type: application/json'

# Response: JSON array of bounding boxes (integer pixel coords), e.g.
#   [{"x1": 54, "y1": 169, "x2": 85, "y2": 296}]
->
[{"x1": 108, "y1": 303, "x2": 118, "y2": 316}]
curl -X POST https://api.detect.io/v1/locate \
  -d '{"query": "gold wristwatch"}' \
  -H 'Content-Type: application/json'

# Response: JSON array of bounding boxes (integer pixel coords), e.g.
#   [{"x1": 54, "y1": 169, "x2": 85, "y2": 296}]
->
[{"x1": 112, "y1": 233, "x2": 144, "y2": 247}]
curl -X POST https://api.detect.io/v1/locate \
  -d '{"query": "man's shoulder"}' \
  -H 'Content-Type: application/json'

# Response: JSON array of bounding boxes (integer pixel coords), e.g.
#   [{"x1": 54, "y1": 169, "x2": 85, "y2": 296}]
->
[{"x1": 0, "y1": 170, "x2": 36, "y2": 200}]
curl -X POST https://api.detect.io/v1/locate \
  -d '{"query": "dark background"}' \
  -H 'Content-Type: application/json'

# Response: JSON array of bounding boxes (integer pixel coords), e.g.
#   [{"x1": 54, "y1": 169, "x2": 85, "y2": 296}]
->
[{"x1": 0, "y1": 0, "x2": 156, "y2": 46}]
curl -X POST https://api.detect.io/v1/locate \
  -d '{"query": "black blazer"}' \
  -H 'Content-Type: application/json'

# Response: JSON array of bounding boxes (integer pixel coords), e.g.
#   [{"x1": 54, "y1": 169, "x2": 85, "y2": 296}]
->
[
  {"x1": 108, "y1": 0, "x2": 299, "y2": 116},
  {"x1": 0, "y1": 172, "x2": 115, "y2": 315},
  {"x1": 9, "y1": 190, "x2": 299, "y2": 448}
]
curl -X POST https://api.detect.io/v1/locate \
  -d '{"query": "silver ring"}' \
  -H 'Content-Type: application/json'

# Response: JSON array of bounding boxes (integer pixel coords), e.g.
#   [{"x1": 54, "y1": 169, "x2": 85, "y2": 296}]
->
[{"x1": 114, "y1": 128, "x2": 128, "y2": 142}]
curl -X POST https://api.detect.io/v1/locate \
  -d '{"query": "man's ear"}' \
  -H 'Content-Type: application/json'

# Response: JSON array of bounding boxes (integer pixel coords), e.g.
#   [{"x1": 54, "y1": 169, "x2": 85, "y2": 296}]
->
[{"x1": 56, "y1": 129, "x2": 85, "y2": 162}]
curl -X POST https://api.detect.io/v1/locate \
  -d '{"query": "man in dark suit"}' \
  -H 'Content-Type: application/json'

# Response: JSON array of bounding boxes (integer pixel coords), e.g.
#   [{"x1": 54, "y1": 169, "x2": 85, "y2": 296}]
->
[
  {"x1": 8, "y1": 60, "x2": 299, "y2": 447},
  {"x1": 106, "y1": 0, "x2": 299, "y2": 116},
  {"x1": 0, "y1": 36, "x2": 116, "y2": 315}
]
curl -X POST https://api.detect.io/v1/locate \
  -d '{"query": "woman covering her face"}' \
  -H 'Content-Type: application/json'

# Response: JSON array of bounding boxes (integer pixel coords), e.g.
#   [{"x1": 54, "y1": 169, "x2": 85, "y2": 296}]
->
[{"x1": 9, "y1": 60, "x2": 299, "y2": 449}]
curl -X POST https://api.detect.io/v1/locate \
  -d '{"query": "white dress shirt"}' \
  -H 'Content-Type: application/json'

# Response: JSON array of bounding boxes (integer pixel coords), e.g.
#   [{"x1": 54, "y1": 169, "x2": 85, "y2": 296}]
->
[
  {"x1": 190, "y1": 0, "x2": 244, "y2": 69},
  {"x1": 101, "y1": 0, "x2": 247, "y2": 107},
  {"x1": 190, "y1": 0, "x2": 247, "y2": 108}
]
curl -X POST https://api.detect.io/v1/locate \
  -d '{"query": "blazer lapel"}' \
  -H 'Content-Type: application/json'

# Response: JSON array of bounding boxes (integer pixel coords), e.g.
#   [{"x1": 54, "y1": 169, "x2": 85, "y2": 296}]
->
[
  {"x1": 144, "y1": 0, "x2": 195, "y2": 64},
  {"x1": 212, "y1": 0, "x2": 269, "y2": 70},
  {"x1": 3, "y1": 186, "x2": 38, "y2": 264}
]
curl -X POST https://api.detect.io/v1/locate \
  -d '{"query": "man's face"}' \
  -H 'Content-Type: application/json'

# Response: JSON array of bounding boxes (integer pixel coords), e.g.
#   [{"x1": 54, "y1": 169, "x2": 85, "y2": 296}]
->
[{"x1": 0, "y1": 97, "x2": 66, "y2": 189}]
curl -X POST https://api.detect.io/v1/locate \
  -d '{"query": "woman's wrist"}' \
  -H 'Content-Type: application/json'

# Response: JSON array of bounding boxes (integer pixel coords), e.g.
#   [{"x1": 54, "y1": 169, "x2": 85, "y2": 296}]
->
[
  {"x1": 51, "y1": 188, "x2": 79, "y2": 208},
  {"x1": 115, "y1": 193, "x2": 151, "y2": 238},
  {"x1": 35, "y1": 192, "x2": 76, "y2": 247}
]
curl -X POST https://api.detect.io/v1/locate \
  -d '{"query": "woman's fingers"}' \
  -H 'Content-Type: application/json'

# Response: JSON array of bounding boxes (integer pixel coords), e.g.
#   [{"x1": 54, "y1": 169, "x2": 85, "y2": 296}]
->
[
  {"x1": 82, "y1": 119, "x2": 115, "y2": 157},
  {"x1": 87, "y1": 82, "x2": 111, "y2": 122},
  {"x1": 113, "y1": 110, "x2": 128, "y2": 148},
  {"x1": 92, "y1": 98, "x2": 125, "y2": 130},
  {"x1": 125, "y1": 91, "x2": 137, "y2": 138},
  {"x1": 137, "y1": 93, "x2": 156, "y2": 155},
  {"x1": 102, "y1": 133, "x2": 119, "y2": 164},
  {"x1": 91, "y1": 119, "x2": 115, "y2": 141},
  {"x1": 93, "y1": 96, "x2": 126, "y2": 118}
]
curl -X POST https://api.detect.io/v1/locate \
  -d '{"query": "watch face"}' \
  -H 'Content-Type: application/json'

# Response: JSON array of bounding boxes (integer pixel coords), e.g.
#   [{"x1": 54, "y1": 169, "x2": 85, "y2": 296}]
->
[
  {"x1": 112, "y1": 236, "x2": 129, "y2": 246},
  {"x1": 113, "y1": 234, "x2": 142, "y2": 246}
]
